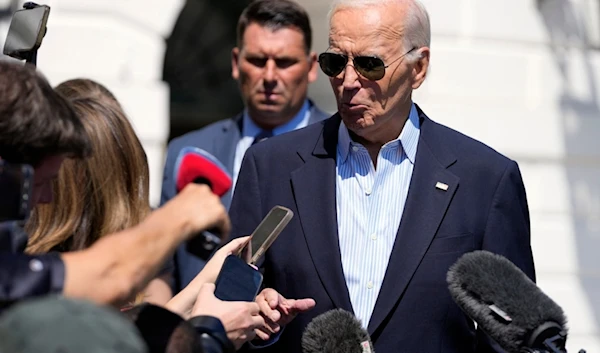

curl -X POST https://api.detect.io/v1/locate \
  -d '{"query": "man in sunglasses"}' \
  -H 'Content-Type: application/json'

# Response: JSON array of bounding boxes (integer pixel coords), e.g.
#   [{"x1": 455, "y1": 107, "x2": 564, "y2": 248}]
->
[
  {"x1": 160, "y1": 0, "x2": 329, "y2": 294},
  {"x1": 229, "y1": 0, "x2": 536, "y2": 352}
]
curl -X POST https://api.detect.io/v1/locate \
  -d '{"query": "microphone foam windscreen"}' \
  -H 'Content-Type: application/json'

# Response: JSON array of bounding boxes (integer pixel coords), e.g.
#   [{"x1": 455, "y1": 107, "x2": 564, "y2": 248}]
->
[
  {"x1": 174, "y1": 147, "x2": 232, "y2": 196},
  {"x1": 446, "y1": 250, "x2": 566, "y2": 352},
  {"x1": 302, "y1": 309, "x2": 374, "y2": 353}
]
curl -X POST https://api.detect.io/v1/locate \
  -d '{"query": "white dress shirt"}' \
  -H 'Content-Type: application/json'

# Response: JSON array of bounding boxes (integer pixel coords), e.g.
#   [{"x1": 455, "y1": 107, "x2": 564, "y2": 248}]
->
[{"x1": 336, "y1": 103, "x2": 421, "y2": 328}]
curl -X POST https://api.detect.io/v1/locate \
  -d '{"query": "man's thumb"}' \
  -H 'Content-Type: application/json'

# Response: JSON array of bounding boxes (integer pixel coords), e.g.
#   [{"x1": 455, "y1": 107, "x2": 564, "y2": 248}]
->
[{"x1": 290, "y1": 298, "x2": 316, "y2": 313}]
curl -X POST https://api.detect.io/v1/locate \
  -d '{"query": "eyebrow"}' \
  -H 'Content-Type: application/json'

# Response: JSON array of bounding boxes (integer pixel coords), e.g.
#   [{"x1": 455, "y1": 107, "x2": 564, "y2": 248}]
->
[{"x1": 244, "y1": 53, "x2": 300, "y2": 60}]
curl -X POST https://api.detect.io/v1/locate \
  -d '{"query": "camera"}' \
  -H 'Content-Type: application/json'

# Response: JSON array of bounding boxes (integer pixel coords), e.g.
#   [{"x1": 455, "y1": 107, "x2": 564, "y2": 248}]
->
[{"x1": 0, "y1": 162, "x2": 34, "y2": 223}]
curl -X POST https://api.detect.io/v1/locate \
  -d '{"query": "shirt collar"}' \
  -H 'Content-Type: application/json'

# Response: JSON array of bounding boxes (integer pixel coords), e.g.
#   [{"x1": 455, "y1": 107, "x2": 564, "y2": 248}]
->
[
  {"x1": 242, "y1": 100, "x2": 310, "y2": 138},
  {"x1": 338, "y1": 102, "x2": 420, "y2": 163}
]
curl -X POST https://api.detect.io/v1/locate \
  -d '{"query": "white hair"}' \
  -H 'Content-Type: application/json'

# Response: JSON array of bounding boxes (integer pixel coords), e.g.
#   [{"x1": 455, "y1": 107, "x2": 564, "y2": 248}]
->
[{"x1": 327, "y1": 0, "x2": 431, "y2": 61}]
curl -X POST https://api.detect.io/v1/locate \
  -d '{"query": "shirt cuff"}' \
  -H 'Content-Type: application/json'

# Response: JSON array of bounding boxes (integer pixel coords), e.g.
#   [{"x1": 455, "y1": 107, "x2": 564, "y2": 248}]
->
[{"x1": 248, "y1": 326, "x2": 285, "y2": 349}]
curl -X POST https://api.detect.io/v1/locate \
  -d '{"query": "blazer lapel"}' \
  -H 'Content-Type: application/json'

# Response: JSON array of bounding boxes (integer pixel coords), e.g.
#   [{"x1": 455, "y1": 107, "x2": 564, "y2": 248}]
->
[
  {"x1": 221, "y1": 113, "x2": 243, "y2": 172},
  {"x1": 218, "y1": 114, "x2": 243, "y2": 209},
  {"x1": 367, "y1": 114, "x2": 460, "y2": 335},
  {"x1": 290, "y1": 115, "x2": 354, "y2": 313}
]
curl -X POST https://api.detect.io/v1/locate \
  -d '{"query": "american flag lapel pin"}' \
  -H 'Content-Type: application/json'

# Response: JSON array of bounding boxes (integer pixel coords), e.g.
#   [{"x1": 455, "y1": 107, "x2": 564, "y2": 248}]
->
[{"x1": 435, "y1": 182, "x2": 449, "y2": 191}]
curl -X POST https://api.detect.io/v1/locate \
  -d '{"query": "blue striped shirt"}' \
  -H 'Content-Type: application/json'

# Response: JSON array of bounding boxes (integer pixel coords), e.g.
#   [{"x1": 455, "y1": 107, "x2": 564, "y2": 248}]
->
[{"x1": 336, "y1": 103, "x2": 420, "y2": 328}]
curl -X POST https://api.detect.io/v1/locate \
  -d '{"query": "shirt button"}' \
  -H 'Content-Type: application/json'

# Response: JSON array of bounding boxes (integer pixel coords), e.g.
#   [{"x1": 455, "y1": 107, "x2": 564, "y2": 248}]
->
[
  {"x1": 29, "y1": 259, "x2": 44, "y2": 272},
  {"x1": 367, "y1": 281, "x2": 374, "y2": 289},
  {"x1": 371, "y1": 233, "x2": 377, "y2": 240},
  {"x1": 365, "y1": 188, "x2": 372, "y2": 195},
  {"x1": 352, "y1": 146, "x2": 359, "y2": 152}
]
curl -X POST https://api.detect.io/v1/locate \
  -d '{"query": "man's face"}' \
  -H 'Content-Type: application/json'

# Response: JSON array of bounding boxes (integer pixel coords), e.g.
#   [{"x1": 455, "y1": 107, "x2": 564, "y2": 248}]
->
[
  {"x1": 232, "y1": 22, "x2": 318, "y2": 130},
  {"x1": 327, "y1": 4, "x2": 429, "y2": 139},
  {"x1": 31, "y1": 155, "x2": 64, "y2": 206}
]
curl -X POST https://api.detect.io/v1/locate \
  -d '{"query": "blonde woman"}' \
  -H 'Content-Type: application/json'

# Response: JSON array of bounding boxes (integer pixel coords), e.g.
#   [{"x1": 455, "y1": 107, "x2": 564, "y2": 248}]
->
[{"x1": 26, "y1": 79, "x2": 171, "y2": 304}]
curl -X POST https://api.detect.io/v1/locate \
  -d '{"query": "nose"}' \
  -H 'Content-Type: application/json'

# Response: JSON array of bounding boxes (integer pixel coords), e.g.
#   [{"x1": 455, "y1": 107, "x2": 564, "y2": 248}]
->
[
  {"x1": 341, "y1": 63, "x2": 361, "y2": 90},
  {"x1": 264, "y1": 59, "x2": 277, "y2": 83}
]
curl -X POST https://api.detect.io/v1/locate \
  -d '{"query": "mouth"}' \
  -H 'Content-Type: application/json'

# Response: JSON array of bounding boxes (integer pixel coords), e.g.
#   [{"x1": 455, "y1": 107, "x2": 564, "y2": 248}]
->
[
  {"x1": 259, "y1": 90, "x2": 281, "y2": 96},
  {"x1": 258, "y1": 91, "x2": 283, "y2": 103},
  {"x1": 341, "y1": 102, "x2": 368, "y2": 111}
]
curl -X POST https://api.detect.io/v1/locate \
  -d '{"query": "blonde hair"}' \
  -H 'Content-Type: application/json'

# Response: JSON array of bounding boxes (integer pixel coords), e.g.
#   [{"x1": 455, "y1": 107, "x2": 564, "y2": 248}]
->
[{"x1": 25, "y1": 79, "x2": 151, "y2": 254}]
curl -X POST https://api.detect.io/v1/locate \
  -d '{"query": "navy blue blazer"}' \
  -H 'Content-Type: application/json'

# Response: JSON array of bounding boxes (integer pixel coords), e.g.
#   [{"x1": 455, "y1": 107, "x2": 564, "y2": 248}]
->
[
  {"x1": 160, "y1": 101, "x2": 329, "y2": 290},
  {"x1": 0, "y1": 222, "x2": 65, "y2": 312},
  {"x1": 228, "y1": 106, "x2": 535, "y2": 353}
]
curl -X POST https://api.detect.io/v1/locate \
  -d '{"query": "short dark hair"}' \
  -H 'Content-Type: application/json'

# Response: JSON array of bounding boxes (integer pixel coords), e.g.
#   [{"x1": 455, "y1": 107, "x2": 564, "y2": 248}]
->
[
  {"x1": 237, "y1": 0, "x2": 312, "y2": 53},
  {"x1": 0, "y1": 61, "x2": 91, "y2": 166}
]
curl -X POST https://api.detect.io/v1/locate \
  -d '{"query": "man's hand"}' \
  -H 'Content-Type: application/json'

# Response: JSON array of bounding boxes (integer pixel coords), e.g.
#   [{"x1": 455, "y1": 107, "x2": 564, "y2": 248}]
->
[
  {"x1": 253, "y1": 288, "x2": 316, "y2": 341},
  {"x1": 62, "y1": 184, "x2": 231, "y2": 306},
  {"x1": 191, "y1": 283, "x2": 265, "y2": 349},
  {"x1": 167, "y1": 184, "x2": 231, "y2": 241}
]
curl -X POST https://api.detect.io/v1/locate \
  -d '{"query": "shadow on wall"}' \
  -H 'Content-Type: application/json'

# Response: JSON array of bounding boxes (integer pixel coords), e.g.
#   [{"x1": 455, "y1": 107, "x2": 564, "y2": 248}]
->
[
  {"x1": 163, "y1": 0, "x2": 251, "y2": 141},
  {"x1": 302, "y1": 0, "x2": 337, "y2": 115},
  {"x1": 537, "y1": 0, "x2": 600, "y2": 335}
]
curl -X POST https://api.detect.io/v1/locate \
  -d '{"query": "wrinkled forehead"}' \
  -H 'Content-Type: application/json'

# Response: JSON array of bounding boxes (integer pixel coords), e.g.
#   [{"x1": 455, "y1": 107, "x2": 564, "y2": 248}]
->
[{"x1": 328, "y1": 5, "x2": 404, "y2": 54}]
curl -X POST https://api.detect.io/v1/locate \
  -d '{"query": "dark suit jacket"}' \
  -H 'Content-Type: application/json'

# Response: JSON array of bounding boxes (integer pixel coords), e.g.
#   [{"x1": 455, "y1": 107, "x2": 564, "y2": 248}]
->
[
  {"x1": 160, "y1": 101, "x2": 329, "y2": 290},
  {"x1": 228, "y1": 106, "x2": 536, "y2": 353},
  {"x1": 0, "y1": 222, "x2": 65, "y2": 313}
]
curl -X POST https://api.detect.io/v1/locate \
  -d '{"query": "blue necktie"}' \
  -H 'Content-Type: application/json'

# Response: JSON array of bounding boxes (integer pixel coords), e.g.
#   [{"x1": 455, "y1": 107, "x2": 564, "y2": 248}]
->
[{"x1": 252, "y1": 129, "x2": 273, "y2": 145}]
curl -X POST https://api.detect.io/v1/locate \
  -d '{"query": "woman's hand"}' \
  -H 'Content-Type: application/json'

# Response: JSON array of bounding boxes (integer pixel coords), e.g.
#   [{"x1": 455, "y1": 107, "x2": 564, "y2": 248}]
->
[
  {"x1": 165, "y1": 236, "x2": 250, "y2": 318},
  {"x1": 200, "y1": 236, "x2": 250, "y2": 284}
]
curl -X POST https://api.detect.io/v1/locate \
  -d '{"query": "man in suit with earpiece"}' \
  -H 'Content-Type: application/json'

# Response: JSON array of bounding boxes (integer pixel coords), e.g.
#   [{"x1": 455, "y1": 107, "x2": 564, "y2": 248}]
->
[{"x1": 160, "y1": 0, "x2": 329, "y2": 293}]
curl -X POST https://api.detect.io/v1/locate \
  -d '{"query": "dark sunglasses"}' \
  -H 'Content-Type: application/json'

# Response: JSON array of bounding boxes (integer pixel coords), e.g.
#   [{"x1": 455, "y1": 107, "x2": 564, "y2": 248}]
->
[{"x1": 318, "y1": 47, "x2": 417, "y2": 81}]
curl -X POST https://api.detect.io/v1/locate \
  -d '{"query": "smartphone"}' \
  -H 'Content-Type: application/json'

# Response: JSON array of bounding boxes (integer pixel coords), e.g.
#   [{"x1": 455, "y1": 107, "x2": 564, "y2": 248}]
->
[
  {"x1": 236, "y1": 205, "x2": 294, "y2": 265},
  {"x1": 214, "y1": 206, "x2": 293, "y2": 302},
  {"x1": 214, "y1": 255, "x2": 263, "y2": 302},
  {"x1": 0, "y1": 162, "x2": 34, "y2": 223},
  {"x1": 3, "y1": 4, "x2": 50, "y2": 60}
]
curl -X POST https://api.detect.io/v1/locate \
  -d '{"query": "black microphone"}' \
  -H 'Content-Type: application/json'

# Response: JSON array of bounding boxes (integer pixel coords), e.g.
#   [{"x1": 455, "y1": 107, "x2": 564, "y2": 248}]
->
[
  {"x1": 302, "y1": 309, "x2": 375, "y2": 353},
  {"x1": 122, "y1": 303, "x2": 235, "y2": 353},
  {"x1": 174, "y1": 147, "x2": 233, "y2": 260},
  {"x1": 446, "y1": 250, "x2": 586, "y2": 353}
]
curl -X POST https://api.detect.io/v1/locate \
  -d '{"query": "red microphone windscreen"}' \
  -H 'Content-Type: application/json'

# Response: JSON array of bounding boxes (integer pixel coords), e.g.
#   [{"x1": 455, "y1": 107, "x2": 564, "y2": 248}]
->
[{"x1": 174, "y1": 147, "x2": 232, "y2": 197}]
